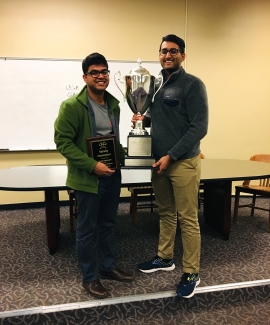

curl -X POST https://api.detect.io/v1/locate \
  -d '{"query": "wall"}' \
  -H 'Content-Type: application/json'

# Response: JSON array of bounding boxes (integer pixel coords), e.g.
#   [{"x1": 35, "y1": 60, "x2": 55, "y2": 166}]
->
[
  {"x1": 0, "y1": 0, "x2": 270, "y2": 204},
  {"x1": 187, "y1": 0, "x2": 270, "y2": 158}
]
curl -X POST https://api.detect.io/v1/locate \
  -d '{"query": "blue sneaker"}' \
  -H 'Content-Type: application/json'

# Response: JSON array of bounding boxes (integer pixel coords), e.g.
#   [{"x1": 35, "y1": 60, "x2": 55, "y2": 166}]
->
[
  {"x1": 138, "y1": 256, "x2": 175, "y2": 273},
  {"x1": 176, "y1": 273, "x2": 200, "y2": 298}
]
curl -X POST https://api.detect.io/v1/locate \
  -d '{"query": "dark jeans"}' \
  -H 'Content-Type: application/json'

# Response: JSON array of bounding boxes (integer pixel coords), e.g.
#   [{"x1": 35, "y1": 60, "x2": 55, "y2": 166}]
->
[{"x1": 74, "y1": 170, "x2": 121, "y2": 282}]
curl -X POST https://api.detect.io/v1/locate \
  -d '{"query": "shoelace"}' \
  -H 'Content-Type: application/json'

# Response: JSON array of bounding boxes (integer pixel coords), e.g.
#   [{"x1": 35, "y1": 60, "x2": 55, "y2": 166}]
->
[
  {"x1": 155, "y1": 256, "x2": 172, "y2": 266},
  {"x1": 181, "y1": 273, "x2": 198, "y2": 285}
]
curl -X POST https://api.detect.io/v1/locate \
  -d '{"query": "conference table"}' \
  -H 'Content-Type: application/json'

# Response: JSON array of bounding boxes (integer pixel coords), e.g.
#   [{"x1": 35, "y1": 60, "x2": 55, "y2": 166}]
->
[{"x1": 1, "y1": 159, "x2": 270, "y2": 254}]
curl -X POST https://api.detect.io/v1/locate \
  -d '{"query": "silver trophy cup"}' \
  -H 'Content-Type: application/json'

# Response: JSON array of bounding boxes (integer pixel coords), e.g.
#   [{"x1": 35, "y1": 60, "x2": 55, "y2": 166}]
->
[{"x1": 115, "y1": 59, "x2": 161, "y2": 166}]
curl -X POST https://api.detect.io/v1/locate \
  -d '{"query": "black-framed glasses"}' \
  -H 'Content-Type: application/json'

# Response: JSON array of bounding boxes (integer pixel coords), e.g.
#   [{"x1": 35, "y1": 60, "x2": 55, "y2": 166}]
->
[
  {"x1": 159, "y1": 48, "x2": 181, "y2": 56},
  {"x1": 85, "y1": 69, "x2": 110, "y2": 78}
]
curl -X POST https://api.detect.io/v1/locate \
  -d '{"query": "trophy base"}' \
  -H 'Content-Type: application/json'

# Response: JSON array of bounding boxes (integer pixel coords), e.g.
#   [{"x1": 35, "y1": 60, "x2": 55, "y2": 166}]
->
[
  {"x1": 124, "y1": 156, "x2": 155, "y2": 167},
  {"x1": 127, "y1": 135, "x2": 152, "y2": 157},
  {"x1": 129, "y1": 129, "x2": 148, "y2": 136}
]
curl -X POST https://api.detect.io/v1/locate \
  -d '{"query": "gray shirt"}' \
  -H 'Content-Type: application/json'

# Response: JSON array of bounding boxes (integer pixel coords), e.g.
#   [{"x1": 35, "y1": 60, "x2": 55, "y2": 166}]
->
[{"x1": 88, "y1": 96, "x2": 112, "y2": 136}]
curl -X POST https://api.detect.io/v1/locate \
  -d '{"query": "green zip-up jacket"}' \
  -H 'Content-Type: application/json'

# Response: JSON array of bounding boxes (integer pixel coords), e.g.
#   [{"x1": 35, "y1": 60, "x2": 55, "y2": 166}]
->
[{"x1": 54, "y1": 85, "x2": 125, "y2": 193}]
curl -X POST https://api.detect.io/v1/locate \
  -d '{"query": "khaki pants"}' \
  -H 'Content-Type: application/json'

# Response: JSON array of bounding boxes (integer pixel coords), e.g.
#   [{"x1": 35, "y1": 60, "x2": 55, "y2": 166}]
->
[{"x1": 152, "y1": 154, "x2": 201, "y2": 274}]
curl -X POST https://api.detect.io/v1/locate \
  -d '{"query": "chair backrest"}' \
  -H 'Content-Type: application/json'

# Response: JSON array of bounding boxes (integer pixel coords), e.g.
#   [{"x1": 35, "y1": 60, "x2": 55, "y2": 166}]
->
[
  {"x1": 250, "y1": 154, "x2": 270, "y2": 163},
  {"x1": 243, "y1": 154, "x2": 270, "y2": 186}
]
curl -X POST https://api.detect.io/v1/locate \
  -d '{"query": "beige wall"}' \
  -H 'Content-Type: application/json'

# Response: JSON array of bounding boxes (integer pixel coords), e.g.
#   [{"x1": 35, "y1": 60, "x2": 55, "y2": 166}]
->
[
  {"x1": 1, "y1": 0, "x2": 270, "y2": 204},
  {"x1": 186, "y1": 0, "x2": 270, "y2": 159},
  {"x1": 0, "y1": 0, "x2": 186, "y2": 60}
]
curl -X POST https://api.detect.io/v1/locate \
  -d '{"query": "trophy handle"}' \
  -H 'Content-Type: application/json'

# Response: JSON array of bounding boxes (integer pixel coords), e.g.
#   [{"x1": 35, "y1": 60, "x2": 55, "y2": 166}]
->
[
  {"x1": 152, "y1": 72, "x2": 163, "y2": 102},
  {"x1": 114, "y1": 71, "x2": 126, "y2": 101}
]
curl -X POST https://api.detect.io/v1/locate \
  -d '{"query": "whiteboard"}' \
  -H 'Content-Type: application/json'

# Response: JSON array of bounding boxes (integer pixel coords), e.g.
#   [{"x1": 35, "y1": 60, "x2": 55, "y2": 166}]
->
[{"x1": 0, "y1": 58, "x2": 160, "y2": 151}]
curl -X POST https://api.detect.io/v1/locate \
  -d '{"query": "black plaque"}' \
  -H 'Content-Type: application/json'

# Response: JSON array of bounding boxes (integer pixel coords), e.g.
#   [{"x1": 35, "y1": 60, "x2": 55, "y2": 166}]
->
[{"x1": 86, "y1": 135, "x2": 120, "y2": 170}]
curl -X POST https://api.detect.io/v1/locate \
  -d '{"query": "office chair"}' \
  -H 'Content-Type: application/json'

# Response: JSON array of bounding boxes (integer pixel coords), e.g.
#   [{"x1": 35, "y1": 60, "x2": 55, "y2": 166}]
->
[
  {"x1": 198, "y1": 153, "x2": 205, "y2": 209},
  {"x1": 128, "y1": 186, "x2": 157, "y2": 226},
  {"x1": 233, "y1": 154, "x2": 270, "y2": 232},
  {"x1": 68, "y1": 189, "x2": 77, "y2": 232},
  {"x1": 66, "y1": 160, "x2": 77, "y2": 231}
]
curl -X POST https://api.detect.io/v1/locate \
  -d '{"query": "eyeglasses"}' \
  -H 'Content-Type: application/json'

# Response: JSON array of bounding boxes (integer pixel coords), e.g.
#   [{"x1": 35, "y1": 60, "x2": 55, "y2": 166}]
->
[
  {"x1": 85, "y1": 69, "x2": 110, "y2": 78},
  {"x1": 159, "y1": 48, "x2": 181, "y2": 56}
]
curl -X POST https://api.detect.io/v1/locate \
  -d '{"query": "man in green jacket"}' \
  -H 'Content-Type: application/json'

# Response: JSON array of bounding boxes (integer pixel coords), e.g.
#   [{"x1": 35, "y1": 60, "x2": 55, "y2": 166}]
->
[{"x1": 54, "y1": 52, "x2": 134, "y2": 299}]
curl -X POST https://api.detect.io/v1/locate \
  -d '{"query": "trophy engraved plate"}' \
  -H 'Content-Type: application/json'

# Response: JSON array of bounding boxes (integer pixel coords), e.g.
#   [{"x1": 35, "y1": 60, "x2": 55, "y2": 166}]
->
[
  {"x1": 125, "y1": 157, "x2": 155, "y2": 167},
  {"x1": 86, "y1": 135, "x2": 120, "y2": 170},
  {"x1": 115, "y1": 59, "x2": 162, "y2": 168},
  {"x1": 127, "y1": 136, "x2": 152, "y2": 156}
]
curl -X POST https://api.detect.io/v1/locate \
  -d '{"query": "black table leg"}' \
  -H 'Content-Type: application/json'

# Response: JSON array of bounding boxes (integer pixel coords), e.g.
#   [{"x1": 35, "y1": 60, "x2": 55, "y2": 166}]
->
[
  {"x1": 44, "y1": 189, "x2": 60, "y2": 254},
  {"x1": 203, "y1": 181, "x2": 232, "y2": 240}
]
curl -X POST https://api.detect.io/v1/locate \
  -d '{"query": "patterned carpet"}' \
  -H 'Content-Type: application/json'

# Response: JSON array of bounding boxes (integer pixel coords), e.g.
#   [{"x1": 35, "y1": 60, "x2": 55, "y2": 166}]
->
[{"x1": 0, "y1": 198, "x2": 270, "y2": 324}]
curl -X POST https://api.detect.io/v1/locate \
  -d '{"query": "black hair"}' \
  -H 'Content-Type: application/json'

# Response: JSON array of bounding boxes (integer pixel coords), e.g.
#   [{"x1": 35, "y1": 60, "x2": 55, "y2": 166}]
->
[
  {"x1": 159, "y1": 34, "x2": 185, "y2": 54},
  {"x1": 82, "y1": 52, "x2": 108, "y2": 74}
]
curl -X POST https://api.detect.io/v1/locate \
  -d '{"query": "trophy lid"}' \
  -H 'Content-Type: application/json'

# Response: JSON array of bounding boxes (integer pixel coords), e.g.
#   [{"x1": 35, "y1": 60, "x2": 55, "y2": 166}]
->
[{"x1": 130, "y1": 59, "x2": 150, "y2": 76}]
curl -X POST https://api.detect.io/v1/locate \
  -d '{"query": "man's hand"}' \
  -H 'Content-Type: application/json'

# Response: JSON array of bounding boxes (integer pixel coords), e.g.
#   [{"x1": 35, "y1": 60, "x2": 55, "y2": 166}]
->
[
  {"x1": 152, "y1": 155, "x2": 171, "y2": 174},
  {"x1": 131, "y1": 114, "x2": 145, "y2": 127},
  {"x1": 93, "y1": 162, "x2": 115, "y2": 177}
]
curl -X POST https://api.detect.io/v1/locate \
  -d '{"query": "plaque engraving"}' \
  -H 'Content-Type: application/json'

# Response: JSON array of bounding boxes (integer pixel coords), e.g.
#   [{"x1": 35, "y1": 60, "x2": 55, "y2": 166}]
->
[{"x1": 86, "y1": 135, "x2": 120, "y2": 170}]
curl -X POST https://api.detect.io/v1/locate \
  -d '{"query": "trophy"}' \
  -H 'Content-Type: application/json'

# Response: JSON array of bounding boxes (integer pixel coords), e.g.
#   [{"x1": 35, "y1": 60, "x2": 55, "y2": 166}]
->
[{"x1": 115, "y1": 59, "x2": 161, "y2": 167}]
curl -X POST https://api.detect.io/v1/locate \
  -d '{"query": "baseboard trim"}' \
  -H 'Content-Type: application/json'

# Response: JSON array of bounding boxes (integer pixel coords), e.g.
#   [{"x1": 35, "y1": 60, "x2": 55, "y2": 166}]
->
[
  {"x1": 0, "y1": 201, "x2": 67, "y2": 211},
  {"x1": 0, "y1": 196, "x2": 136, "y2": 211},
  {"x1": 1, "y1": 195, "x2": 258, "y2": 212}
]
